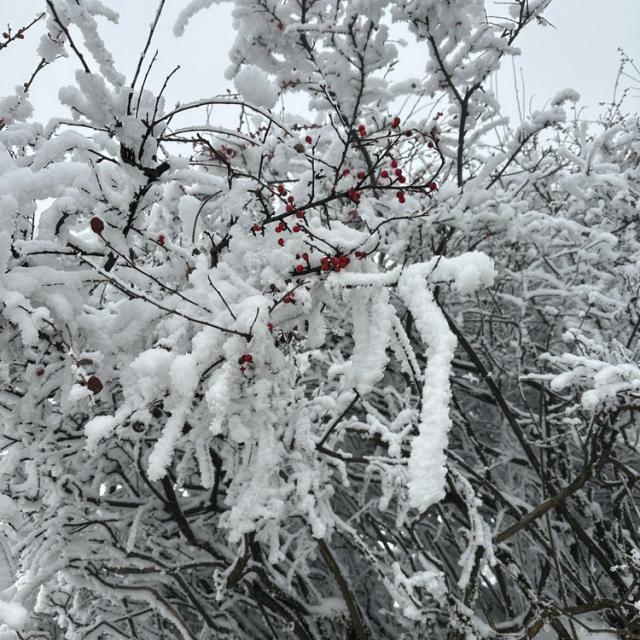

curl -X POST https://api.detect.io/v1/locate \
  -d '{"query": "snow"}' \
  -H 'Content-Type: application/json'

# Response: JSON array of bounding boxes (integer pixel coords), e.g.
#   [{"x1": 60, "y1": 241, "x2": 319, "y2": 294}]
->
[
  {"x1": 234, "y1": 65, "x2": 278, "y2": 110},
  {"x1": 429, "y1": 251, "x2": 496, "y2": 294},
  {"x1": 398, "y1": 264, "x2": 458, "y2": 512},
  {"x1": 342, "y1": 288, "x2": 393, "y2": 393},
  {"x1": 396, "y1": 253, "x2": 494, "y2": 511},
  {"x1": 0, "y1": 496, "x2": 17, "y2": 522},
  {"x1": 173, "y1": 0, "x2": 220, "y2": 36},
  {"x1": 85, "y1": 415, "x2": 118, "y2": 453},
  {"x1": 551, "y1": 88, "x2": 581, "y2": 106},
  {"x1": 1, "y1": 0, "x2": 635, "y2": 635},
  {"x1": 0, "y1": 601, "x2": 27, "y2": 629}
]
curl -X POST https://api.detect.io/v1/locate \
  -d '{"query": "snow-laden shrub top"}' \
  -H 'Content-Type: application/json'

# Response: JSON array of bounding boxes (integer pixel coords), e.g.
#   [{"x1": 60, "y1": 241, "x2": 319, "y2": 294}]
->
[{"x1": 0, "y1": 1, "x2": 638, "y2": 638}]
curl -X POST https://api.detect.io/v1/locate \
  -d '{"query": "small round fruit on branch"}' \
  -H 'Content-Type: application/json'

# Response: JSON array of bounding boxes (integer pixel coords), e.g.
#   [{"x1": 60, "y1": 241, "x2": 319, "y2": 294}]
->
[
  {"x1": 87, "y1": 375, "x2": 103, "y2": 395},
  {"x1": 90, "y1": 217, "x2": 104, "y2": 234}
]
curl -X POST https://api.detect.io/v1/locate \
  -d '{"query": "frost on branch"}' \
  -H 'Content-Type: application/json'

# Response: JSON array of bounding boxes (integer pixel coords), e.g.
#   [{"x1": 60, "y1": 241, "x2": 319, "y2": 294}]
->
[
  {"x1": 1, "y1": 0, "x2": 639, "y2": 638},
  {"x1": 398, "y1": 254, "x2": 494, "y2": 513}
]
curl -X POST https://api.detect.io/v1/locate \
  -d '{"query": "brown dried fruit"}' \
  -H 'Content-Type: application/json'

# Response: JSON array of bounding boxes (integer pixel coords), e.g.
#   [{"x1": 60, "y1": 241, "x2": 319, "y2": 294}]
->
[{"x1": 87, "y1": 375, "x2": 103, "y2": 395}]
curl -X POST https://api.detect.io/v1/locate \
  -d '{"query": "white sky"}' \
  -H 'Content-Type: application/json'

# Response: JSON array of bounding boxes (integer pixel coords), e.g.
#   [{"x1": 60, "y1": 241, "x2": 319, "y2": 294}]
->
[{"x1": 2, "y1": 1, "x2": 639, "y2": 126}]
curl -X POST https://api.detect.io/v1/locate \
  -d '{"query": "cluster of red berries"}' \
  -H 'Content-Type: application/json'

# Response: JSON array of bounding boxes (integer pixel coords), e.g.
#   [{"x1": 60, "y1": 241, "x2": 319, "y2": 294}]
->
[
  {"x1": 275, "y1": 220, "x2": 288, "y2": 246},
  {"x1": 320, "y1": 254, "x2": 350, "y2": 272},
  {"x1": 392, "y1": 159, "x2": 406, "y2": 183},
  {"x1": 276, "y1": 183, "x2": 305, "y2": 218},
  {"x1": 396, "y1": 191, "x2": 406, "y2": 204},
  {"x1": 379, "y1": 159, "x2": 407, "y2": 185},
  {"x1": 273, "y1": 219, "x2": 310, "y2": 246},
  {"x1": 293, "y1": 252, "x2": 310, "y2": 274},
  {"x1": 283, "y1": 291, "x2": 295, "y2": 304},
  {"x1": 347, "y1": 188, "x2": 361, "y2": 203},
  {"x1": 218, "y1": 144, "x2": 237, "y2": 159}
]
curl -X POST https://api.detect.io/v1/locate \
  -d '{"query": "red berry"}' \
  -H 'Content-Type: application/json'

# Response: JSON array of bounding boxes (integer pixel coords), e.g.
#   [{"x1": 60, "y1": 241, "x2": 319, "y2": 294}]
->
[
  {"x1": 381, "y1": 170, "x2": 389, "y2": 178},
  {"x1": 342, "y1": 169, "x2": 350, "y2": 177},
  {"x1": 339, "y1": 255, "x2": 350, "y2": 267},
  {"x1": 396, "y1": 191, "x2": 404, "y2": 199},
  {"x1": 358, "y1": 125, "x2": 367, "y2": 137},
  {"x1": 277, "y1": 238, "x2": 285, "y2": 246},
  {"x1": 357, "y1": 171, "x2": 366, "y2": 179},
  {"x1": 158, "y1": 234, "x2": 166, "y2": 246},
  {"x1": 398, "y1": 195, "x2": 406, "y2": 204},
  {"x1": 321, "y1": 262, "x2": 330, "y2": 272},
  {"x1": 305, "y1": 136, "x2": 313, "y2": 144},
  {"x1": 398, "y1": 175, "x2": 406, "y2": 184},
  {"x1": 302, "y1": 252, "x2": 309, "y2": 261},
  {"x1": 428, "y1": 142, "x2": 434, "y2": 149},
  {"x1": 428, "y1": 181, "x2": 438, "y2": 191},
  {"x1": 295, "y1": 210, "x2": 304, "y2": 219},
  {"x1": 90, "y1": 217, "x2": 104, "y2": 234},
  {"x1": 278, "y1": 184, "x2": 286, "y2": 194},
  {"x1": 287, "y1": 195, "x2": 295, "y2": 203},
  {"x1": 395, "y1": 168, "x2": 403, "y2": 177},
  {"x1": 252, "y1": 224, "x2": 262, "y2": 232},
  {"x1": 391, "y1": 116, "x2": 401, "y2": 129},
  {"x1": 292, "y1": 225, "x2": 301, "y2": 232},
  {"x1": 295, "y1": 264, "x2": 304, "y2": 273},
  {"x1": 267, "y1": 322, "x2": 274, "y2": 332},
  {"x1": 36, "y1": 367, "x2": 44, "y2": 377},
  {"x1": 391, "y1": 160, "x2": 398, "y2": 169},
  {"x1": 286, "y1": 203, "x2": 294, "y2": 212}
]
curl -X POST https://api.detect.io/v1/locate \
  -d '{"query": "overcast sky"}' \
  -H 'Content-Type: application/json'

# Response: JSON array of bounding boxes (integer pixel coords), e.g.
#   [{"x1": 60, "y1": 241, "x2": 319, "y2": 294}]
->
[{"x1": 2, "y1": 1, "x2": 638, "y2": 126}]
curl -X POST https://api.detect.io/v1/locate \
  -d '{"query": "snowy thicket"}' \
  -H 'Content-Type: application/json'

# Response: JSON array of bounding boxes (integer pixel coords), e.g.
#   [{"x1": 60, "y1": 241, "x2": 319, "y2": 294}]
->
[{"x1": 0, "y1": 1, "x2": 638, "y2": 638}]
